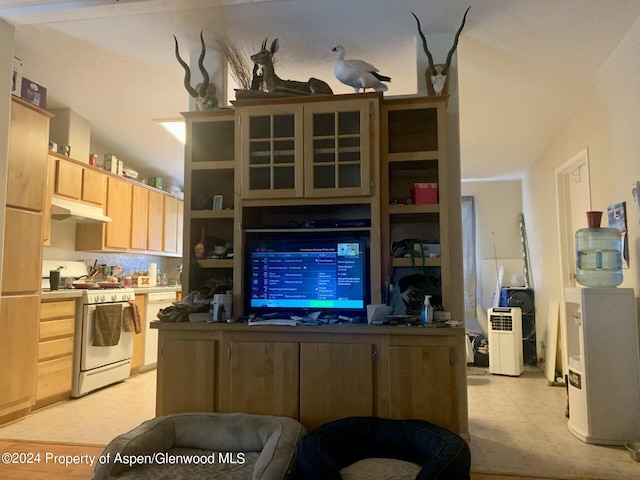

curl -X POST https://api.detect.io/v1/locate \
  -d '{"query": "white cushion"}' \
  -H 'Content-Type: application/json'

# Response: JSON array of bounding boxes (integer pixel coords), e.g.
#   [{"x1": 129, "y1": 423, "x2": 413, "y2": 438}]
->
[{"x1": 339, "y1": 457, "x2": 421, "y2": 480}]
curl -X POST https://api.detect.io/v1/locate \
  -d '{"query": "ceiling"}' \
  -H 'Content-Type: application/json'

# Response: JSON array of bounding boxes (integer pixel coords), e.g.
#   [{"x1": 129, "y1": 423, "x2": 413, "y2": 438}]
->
[{"x1": 2, "y1": 0, "x2": 640, "y2": 185}]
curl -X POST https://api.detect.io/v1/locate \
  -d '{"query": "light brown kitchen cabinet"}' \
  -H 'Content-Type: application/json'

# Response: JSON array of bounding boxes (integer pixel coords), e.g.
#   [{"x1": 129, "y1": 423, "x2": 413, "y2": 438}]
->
[
  {"x1": 52, "y1": 155, "x2": 107, "y2": 207},
  {"x1": 43, "y1": 157, "x2": 55, "y2": 245},
  {"x1": 236, "y1": 95, "x2": 376, "y2": 200},
  {"x1": 163, "y1": 195, "x2": 179, "y2": 253},
  {"x1": 130, "y1": 185, "x2": 149, "y2": 250},
  {"x1": 54, "y1": 158, "x2": 82, "y2": 199},
  {"x1": 82, "y1": 167, "x2": 106, "y2": 206},
  {"x1": 6, "y1": 97, "x2": 53, "y2": 212},
  {"x1": 147, "y1": 189, "x2": 164, "y2": 251},
  {"x1": 2, "y1": 208, "x2": 43, "y2": 294},
  {"x1": 299, "y1": 342, "x2": 374, "y2": 431},
  {"x1": 0, "y1": 295, "x2": 40, "y2": 418},
  {"x1": 226, "y1": 340, "x2": 299, "y2": 418},
  {"x1": 104, "y1": 176, "x2": 133, "y2": 250},
  {"x1": 154, "y1": 323, "x2": 468, "y2": 436},
  {"x1": 35, "y1": 300, "x2": 75, "y2": 408},
  {"x1": 156, "y1": 337, "x2": 217, "y2": 415}
]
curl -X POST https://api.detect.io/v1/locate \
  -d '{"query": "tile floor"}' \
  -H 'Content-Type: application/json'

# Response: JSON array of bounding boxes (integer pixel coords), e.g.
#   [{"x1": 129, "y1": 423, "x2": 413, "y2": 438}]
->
[{"x1": 0, "y1": 367, "x2": 638, "y2": 479}]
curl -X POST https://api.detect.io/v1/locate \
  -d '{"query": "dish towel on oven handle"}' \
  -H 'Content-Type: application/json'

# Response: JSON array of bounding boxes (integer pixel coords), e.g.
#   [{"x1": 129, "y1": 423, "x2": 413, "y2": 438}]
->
[
  {"x1": 123, "y1": 300, "x2": 142, "y2": 334},
  {"x1": 93, "y1": 304, "x2": 123, "y2": 346}
]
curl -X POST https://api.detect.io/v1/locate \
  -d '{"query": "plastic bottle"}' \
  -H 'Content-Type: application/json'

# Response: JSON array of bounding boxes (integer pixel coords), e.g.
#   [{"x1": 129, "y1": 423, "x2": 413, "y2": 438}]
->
[
  {"x1": 420, "y1": 295, "x2": 433, "y2": 325},
  {"x1": 575, "y1": 211, "x2": 623, "y2": 287}
]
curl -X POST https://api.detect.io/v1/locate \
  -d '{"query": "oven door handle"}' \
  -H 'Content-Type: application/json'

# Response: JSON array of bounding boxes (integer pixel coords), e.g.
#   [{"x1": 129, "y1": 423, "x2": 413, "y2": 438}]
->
[{"x1": 85, "y1": 302, "x2": 132, "y2": 313}]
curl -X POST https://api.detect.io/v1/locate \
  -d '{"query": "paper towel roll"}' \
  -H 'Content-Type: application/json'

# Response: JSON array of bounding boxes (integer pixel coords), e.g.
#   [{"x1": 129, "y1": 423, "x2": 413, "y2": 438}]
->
[{"x1": 148, "y1": 263, "x2": 157, "y2": 287}]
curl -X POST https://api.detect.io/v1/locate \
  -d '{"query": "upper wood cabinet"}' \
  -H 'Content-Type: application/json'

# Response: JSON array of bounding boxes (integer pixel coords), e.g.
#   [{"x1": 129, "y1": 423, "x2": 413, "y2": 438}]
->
[
  {"x1": 130, "y1": 185, "x2": 149, "y2": 250},
  {"x1": 163, "y1": 195, "x2": 179, "y2": 253},
  {"x1": 2, "y1": 208, "x2": 43, "y2": 294},
  {"x1": 7, "y1": 97, "x2": 53, "y2": 212},
  {"x1": 147, "y1": 190, "x2": 164, "y2": 251},
  {"x1": 52, "y1": 156, "x2": 106, "y2": 207},
  {"x1": 104, "y1": 176, "x2": 133, "y2": 250},
  {"x1": 236, "y1": 94, "x2": 378, "y2": 200}
]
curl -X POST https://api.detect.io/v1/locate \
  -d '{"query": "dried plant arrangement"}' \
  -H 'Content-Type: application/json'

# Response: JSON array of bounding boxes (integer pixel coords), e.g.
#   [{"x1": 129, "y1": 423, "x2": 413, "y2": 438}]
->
[{"x1": 213, "y1": 34, "x2": 260, "y2": 91}]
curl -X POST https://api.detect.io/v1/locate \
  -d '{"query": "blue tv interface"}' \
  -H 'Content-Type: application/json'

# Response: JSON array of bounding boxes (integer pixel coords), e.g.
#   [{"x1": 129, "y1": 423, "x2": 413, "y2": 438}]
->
[{"x1": 246, "y1": 237, "x2": 368, "y2": 312}]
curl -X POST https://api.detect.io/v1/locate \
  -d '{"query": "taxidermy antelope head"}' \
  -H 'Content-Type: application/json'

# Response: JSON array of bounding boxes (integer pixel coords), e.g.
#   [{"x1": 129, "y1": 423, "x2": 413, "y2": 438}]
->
[
  {"x1": 412, "y1": 6, "x2": 471, "y2": 95},
  {"x1": 251, "y1": 38, "x2": 333, "y2": 96},
  {"x1": 173, "y1": 31, "x2": 218, "y2": 110}
]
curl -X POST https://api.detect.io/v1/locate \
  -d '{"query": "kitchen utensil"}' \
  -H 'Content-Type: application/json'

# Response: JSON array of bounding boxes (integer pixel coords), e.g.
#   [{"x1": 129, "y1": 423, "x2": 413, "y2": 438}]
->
[
  {"x1": 72, "y1": 281, "x2": 98, "y2": 289},
  {"x1": 98, "y1": 282, "x2": 123, "y2": 289}
]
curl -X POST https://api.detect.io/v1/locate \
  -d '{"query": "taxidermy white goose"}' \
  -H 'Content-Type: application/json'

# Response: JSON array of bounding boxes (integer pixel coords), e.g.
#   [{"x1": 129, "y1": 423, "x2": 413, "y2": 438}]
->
[{"x1": 332, "y1": 44, "x2": 391, "y2": 93}]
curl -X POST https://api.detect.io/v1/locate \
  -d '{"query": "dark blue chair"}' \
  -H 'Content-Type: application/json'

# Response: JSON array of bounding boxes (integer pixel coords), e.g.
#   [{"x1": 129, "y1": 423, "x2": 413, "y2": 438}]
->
[{"x1": 297, "y1": 416, "x2": 470, "y2": 480}]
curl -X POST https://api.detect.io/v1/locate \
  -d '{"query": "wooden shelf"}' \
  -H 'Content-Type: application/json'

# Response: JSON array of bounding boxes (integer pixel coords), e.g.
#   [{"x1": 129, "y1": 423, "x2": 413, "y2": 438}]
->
[
  {"x1": 392, "y1": 256, "x2": 442, "y2": 268},
  {"x1": 388, "y1": 151, "x2": 439, "y2": 163},
  {"x1": 190, "y1": 161, "x2": 235, "y2": 170},
  {"x1": 190, "y1": 209, "x2": 235, "y2": 219},
  {"x1": 196, "y1": 259, "x2": 234, "y2": 268},
  {"x1": 389, "y1": 204, "x2": 439, "y2": 215}
]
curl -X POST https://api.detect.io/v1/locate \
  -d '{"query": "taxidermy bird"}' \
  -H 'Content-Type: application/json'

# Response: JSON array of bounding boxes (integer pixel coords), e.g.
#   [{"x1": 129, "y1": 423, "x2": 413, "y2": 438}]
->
[{"x1": 332, "y1": 44, "x2": 391, "y2": 93}]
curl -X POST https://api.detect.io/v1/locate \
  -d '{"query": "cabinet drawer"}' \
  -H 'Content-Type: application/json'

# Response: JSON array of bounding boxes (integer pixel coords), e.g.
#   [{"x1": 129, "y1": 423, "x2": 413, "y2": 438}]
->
[
  {"x1": 36, "y1": 356, "x2": 73, "y2": 401},
  {"x1": 41, "y1": 300, "x2": 76, "y2": 320},
  {"x1": 38, "y1": 337, "x2": 74, "y2": 361},
  {"x1": 40, "y1": 318, "x2": 75, "y2": 340}
]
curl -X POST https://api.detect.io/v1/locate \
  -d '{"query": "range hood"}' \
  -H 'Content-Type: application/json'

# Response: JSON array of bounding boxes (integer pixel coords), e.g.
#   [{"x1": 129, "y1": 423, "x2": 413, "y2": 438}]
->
[{"x1": 50, "y1": 197, "x2": 112, "y2": 223}]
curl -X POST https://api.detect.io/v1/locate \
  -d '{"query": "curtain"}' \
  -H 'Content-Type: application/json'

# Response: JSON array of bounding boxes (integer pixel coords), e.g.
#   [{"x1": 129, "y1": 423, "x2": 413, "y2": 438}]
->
[{"x1": 461, "y1": 196, "x2": 476, "y2": 321}]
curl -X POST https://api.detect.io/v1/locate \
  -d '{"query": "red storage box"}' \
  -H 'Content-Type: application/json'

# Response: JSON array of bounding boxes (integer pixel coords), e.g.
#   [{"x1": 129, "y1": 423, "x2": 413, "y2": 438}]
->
[{"x1": 412, "y1": 183, "x2": 438, "y2": 204}]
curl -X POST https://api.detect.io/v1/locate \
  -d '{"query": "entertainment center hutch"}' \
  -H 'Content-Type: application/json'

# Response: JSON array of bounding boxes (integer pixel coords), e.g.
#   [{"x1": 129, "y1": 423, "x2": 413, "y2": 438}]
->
[{"x1": 154, "y1": 92, "x2": 468, "y2": 436}]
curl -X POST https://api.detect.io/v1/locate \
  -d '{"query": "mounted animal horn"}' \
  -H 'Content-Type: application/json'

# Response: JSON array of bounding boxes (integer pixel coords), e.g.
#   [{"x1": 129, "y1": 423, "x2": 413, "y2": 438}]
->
[
  {"x1": 412, "y1": 6, "x2": 471, "y2": 95},
  {"x1": 173, "y1": 31, "x2": 217, "y2": 110}
]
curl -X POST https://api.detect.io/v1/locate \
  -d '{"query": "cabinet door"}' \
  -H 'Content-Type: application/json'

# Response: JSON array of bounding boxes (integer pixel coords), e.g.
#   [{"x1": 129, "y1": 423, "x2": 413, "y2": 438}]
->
[
  {"x1": 130, "y1": 294, "x2": 146, "y2": 374},
  {"x1": 300, "y1": 342, "x2": 374, "y2": 431},
  {"x1": 130, "y1": 185, "x2": 149, "y2": 250},
  {"x1": 43, "y1": 156, "x2": 55, "y2": 246},
  {"x1": 104, "y1": 177, "x2": 133, "y2": 249},
  {"x1": 240, "y1": 104, "x2": 304, "y2": 199},
  {"x1": 228, "y1": 341, "x2": 299, "y2": 419},
  {"x1": 177, "y1": 200, "x2": 184, "y2": 255},
  {"x1": 54, "y1": 159, "x2": 82, "y2": 200},
  {"x1": 81, "y1": 168, "x2": 106, "y2": 206},
  {"x1": 304, "y1": 99, "x2": 372, "y2": 198},
  {"x1": 2, "y1": 208, "x2": 43, "y2": 294},
  {"x1": 387, "y1": 345, "x2": 458, "y2": 432},
  {"x1": 147, "y1": 190, "x2": 164, "y2": 251},
  {"x1": 156, "y1": 338, "x2": 216, "y2": 416},
  {"x1": 163, "y1": 195, "x2": 179, "y2": 253},
  {"x1": 6, "y1": 99, "x2": 50, "y2": 211},
  {"x1": 0, "y1": 295, "x2": 39, "y2": 417}
]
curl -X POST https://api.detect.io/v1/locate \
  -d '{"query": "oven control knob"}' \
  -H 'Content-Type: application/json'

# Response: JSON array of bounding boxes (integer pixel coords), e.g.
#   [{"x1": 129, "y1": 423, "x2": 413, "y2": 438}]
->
[
  {"x1": 100, "y1": 295, "x2": 106, "y2": 302},
  {"x1": 112, "y1": 294, "x2": 117, "y2": 301}
]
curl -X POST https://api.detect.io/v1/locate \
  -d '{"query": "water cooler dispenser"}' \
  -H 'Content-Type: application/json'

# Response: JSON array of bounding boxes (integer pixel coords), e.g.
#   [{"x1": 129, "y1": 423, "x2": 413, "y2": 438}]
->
[{"x1": 564, "y1": 288, "x2": 640, "y2": 444}]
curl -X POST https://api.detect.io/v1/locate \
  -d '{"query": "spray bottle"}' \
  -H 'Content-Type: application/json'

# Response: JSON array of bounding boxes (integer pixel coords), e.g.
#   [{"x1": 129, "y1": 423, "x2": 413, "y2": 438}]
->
[{"x1": 420, "y1": 295, "x2": 433, "y2": 325}]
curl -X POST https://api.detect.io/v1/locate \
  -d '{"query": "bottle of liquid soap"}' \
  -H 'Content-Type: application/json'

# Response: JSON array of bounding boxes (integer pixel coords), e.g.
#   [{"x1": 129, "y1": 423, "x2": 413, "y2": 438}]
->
[{"x1": 420, "y1": 295, "x2": 433, "y2": 325}]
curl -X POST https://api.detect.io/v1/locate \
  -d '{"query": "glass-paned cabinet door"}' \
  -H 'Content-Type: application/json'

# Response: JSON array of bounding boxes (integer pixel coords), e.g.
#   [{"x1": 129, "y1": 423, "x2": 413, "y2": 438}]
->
[
  {"x1": 304, "y1": 99, "x2": 372, "y2": 198},
  {"x1": 240, "y1": 104, "x2": 304, "y2": 199}
]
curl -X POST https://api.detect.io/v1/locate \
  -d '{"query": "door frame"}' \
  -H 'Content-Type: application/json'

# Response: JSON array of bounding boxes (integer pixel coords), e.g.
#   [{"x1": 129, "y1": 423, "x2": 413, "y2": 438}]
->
[{"x1": 554, "y1": 147, "x2": 591, "y2": 378}]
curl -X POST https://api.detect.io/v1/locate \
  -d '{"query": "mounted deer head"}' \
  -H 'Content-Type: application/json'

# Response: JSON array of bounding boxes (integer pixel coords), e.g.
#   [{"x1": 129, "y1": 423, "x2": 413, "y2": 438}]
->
[
  {"x1": 173, "y1": 31, "x2": 218, "y2": 110},
  {"x1": 412, "y1": 6, "x2": 471, "y2": 95},
  {"x1": 251, "y1": 38, "x2": 333, "y2": 96}
]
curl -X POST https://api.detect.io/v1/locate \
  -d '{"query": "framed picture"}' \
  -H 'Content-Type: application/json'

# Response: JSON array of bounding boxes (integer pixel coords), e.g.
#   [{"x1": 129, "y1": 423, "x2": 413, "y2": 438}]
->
[
  {"x1": 213, "y1": 195, "x2": 223, "y2": 210},
  {"x1": 607, "y1": 201, "x2": 628, "y2": 268}
]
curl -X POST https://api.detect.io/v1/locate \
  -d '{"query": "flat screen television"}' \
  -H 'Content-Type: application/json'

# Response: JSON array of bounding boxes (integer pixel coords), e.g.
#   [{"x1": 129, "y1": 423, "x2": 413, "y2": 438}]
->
[{"x1": 244, "y1": 231, "x2": 370, "y2": 317}]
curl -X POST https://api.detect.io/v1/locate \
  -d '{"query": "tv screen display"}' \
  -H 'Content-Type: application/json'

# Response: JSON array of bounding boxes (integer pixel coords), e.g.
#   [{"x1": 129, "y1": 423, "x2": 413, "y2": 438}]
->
[{"x1": 245, "y1": 233, "x2": 369, "y2": 315}]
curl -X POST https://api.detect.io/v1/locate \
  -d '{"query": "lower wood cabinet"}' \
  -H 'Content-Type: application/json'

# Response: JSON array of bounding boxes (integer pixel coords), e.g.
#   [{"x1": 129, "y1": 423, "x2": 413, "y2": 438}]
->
[
  {"x1": 155, "y1": 323, "x2": 468, "y2": 435},
  {"x1": 35, "y1": 299, "x2": 75, "y2": 408},
  {"x1": 0, "y1": 295, "x2": 40, "y2": 418},
  {"x1": 299, "y1": 342, "x2": 374, "y2": 431},
  {"x1": 130, "y1": 294, "x2": 147, "y2": 375}
]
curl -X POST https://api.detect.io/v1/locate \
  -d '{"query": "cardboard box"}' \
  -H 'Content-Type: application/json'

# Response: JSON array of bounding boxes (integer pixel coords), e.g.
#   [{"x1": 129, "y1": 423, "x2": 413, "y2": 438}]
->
[
  {"x1": 20, "y1": 77, "x2": 46, "y2": 109},
  {"x1": 132, "y1": 276, "x2": 151, "y2": 287},
  {"x1": 11, "y1": 57, "x2": 22, "y2": 96},
  {"x1": 148, "y1": 177, "x2": 163, "y2": 189},
  {"x1": 412, "y1": 182, "x2": 438, "y2": 204}
]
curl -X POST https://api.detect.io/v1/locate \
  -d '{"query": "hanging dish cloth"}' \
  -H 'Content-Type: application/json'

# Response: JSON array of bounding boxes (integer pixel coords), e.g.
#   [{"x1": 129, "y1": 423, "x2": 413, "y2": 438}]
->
[
  {"x1": 93, "y1": 304, "x2": 122, "y2": 346},
  {"x1": 123, "y1": 301, "x2": 142, "y2": 334}
]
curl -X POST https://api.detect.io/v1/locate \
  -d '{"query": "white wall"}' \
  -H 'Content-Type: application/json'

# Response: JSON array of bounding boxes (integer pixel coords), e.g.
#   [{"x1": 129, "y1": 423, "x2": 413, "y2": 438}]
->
[{"x1": 524, "y1": 16, "x2": 640, "y2": 361}]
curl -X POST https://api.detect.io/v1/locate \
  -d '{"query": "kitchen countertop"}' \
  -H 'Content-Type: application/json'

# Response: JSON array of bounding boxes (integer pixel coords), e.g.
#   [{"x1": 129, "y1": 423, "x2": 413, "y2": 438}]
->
[{"x1": 40, "y1": 285, "x2": 181, "y2": 300}]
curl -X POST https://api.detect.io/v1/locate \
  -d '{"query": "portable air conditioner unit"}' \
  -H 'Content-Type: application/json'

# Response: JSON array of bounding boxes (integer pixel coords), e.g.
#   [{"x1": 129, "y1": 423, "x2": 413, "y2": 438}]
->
[{"x1": 488, "y1": 307, "x2": 524, "y2": 376}]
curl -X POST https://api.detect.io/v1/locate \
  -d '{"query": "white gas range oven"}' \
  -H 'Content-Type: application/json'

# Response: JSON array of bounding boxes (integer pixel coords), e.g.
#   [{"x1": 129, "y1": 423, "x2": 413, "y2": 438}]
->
[{"x1": 42, "y1": 260, "x2": 136, "y2": 397}]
